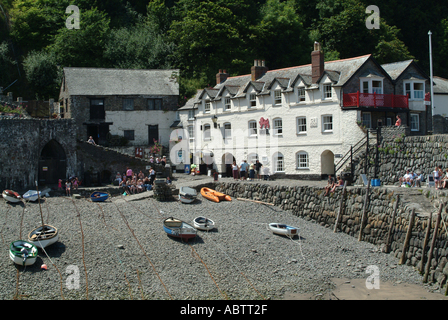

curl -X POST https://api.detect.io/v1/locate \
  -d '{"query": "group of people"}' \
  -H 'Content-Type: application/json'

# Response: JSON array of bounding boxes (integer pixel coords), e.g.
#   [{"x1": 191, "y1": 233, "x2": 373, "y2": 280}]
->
[
  {"x1": 230, "y1": 159, "x2": 264, "y2": 181},
  {"x1": 149, "y1": 155, "x2": 166, "y2": 166},
  {"x1": 324, "y1": 174, "x2": 344, "y2": 196},
  {"x1": 58, "y1": 177, "x2": 80, "y2": 196},
  {"x1": 431, "y1": 166, "x2": 448, "y2": 189},
  {"x1": 116, "y1": 167, "x2": 155, "y2": 195},
  {"x1": 398, "y1": 169, "x2": 425, "y2": 188}
]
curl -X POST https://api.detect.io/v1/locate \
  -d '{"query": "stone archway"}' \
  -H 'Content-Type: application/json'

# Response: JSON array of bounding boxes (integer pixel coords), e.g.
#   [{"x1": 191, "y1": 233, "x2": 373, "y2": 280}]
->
[
  {"x1": 222, "y1": 152, "x2": 235, "y2": 177},
  {"x1": 38, "y1": 139, "x2": 67, "y2": 185},
  {"x1": 321, "y1": 150, "x2": 335, "y2": 177}
]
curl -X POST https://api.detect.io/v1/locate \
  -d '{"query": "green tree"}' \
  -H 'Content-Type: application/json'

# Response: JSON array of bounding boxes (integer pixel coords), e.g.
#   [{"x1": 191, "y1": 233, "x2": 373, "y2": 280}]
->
[
  {"x1": 9, "y1": 0, "x2": 70, "y2": 53},
  {"x1": 0, "y1": 41, "x2": 18, "y2": 90},
  {"x1": 103, "y1": 20, "x2": 174, "y2": 69},
  {"x1": 311, "y1": 0, "x2": 413, "y2": 63},
  {"x1": 22, "y1": 50, "x2": 61, "y2": 99},
  {"x1": 168, "y1": 0, "x2": 246, "y2": 81},
  {"x1": 251, "y1": 0, "x2": 311, "y2": 69},
  {"x1": 48, "y1": 7, "x2": 110, "y2": 68}
]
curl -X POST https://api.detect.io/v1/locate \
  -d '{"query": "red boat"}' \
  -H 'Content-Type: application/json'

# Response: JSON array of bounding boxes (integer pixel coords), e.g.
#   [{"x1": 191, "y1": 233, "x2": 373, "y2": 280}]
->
[{"x1": 2, "y1": 190, "x2": 21, "y2": 203}]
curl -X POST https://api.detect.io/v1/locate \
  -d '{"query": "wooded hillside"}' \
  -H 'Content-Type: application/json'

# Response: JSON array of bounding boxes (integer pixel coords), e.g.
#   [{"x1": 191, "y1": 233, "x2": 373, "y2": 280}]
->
[{"x1": 0, "y1": 0, "x2": 447, "y2": 103}]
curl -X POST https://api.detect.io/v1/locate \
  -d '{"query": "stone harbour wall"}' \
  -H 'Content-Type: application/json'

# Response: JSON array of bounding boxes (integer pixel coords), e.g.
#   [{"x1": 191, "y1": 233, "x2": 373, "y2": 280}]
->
[
  {"x1": 214, "y1": 182, "x2": 448, "y2": 285},
  {"x1": 352, "y1": 129, "x2": 448, "y2": 186}
]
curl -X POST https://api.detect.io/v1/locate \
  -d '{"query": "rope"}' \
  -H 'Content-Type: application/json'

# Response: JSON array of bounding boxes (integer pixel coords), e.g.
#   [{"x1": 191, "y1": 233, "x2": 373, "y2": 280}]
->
[
  {"x1": 36, "y1": 237, "x2": 65, "y2": 300},
  {"x1": 69, "y1": 197, "x2": 89, "y2": 300},
  {"x1": 112, "y1": 199, "x2": 173, "y2": 300}
]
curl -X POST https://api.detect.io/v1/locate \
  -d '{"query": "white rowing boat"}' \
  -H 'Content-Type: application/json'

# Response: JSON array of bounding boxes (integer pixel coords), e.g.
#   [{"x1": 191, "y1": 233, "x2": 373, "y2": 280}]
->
[
  {"x1": 193, "y1": 216, "x2": 215, "y2": 231},
  {"x1": 268, "y1": 223, "x2": 299, "y2": 237},
  {"x1": 9, "y1": 240, "x2": 38, "y2": 266}
]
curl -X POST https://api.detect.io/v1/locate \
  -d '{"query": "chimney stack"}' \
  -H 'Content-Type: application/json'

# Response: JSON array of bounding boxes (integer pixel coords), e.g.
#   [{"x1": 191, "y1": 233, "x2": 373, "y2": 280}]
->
[
  {"x1": 251, "y1": 59, "x2": 268, "y2": 81},
  {"x1": 311, "y1": 42, "x2": 324, "y2": 83},
  {"x1": 216, "y1": 69, "x2": 229, "y2": 85}
]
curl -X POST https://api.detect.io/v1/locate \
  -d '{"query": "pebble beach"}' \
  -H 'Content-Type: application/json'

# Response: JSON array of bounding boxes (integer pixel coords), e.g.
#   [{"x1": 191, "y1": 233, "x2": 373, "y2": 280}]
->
[{"x1": 0, "y1": 174, "x2": 443, "y2": 300}]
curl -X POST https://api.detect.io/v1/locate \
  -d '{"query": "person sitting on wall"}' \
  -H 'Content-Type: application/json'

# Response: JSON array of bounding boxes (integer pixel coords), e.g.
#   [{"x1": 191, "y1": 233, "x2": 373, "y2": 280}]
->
[
  {"x1": 330, "y1": 176, "x2": 344, "y2": 193},
  {"x1": 441, "y1": 168, "x2": 448, "y2": 189},
  {"x1": 87, "y1": 136, "x2": 97, "y2": 145},
  {"x1": 399, "y1": 170, "x2": 413, "y2": 186},
  {"x1": 413, "y1": 171, "x2": 425, "y2": 187},
  {"x1": 324, "y1": 174, "x2": 335, "y2": 196}
]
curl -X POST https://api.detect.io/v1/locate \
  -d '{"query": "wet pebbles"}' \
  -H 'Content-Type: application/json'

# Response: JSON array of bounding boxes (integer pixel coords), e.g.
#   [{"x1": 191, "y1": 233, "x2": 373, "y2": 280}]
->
[{"x1": 0, "y1": 193, "x2": 429, "y2": 300}]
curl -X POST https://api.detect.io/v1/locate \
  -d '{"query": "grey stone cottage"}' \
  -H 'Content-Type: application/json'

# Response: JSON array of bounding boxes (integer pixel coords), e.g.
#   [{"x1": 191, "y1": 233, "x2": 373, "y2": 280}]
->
[{"x1": 59, "y1": 67, "x2": 180, "y2": 147}]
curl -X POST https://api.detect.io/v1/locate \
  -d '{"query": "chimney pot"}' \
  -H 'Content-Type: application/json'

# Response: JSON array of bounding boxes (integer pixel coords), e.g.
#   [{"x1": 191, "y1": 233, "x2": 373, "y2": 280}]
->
[
  {"x1": 311, "y1": 43, "x2": 324, "y2": 84},
  {"x1": 251, "y1": 59, "x2": 268, "y2": 81}
]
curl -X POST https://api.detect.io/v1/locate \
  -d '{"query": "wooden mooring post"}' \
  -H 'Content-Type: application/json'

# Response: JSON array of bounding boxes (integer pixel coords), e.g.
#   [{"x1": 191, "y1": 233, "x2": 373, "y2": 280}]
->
[
  {"x1": 419, "y1": 211, "x2": 433, "y2": 274},
  {"x1": 423, "y1": 203, "x2": 443, "y2": 283},
  {"x1": 384, "y1": 194, "x2": 399, "y2": 253},
  {"x1": 358, "y1": 179, "x2": 370, "y2": 241},
  {"x1": 333, "y1": 180, "x2": 347, "y2": 233},
  {"x1": 399, "y1": 208, "x2": 416, "y2": 265}
]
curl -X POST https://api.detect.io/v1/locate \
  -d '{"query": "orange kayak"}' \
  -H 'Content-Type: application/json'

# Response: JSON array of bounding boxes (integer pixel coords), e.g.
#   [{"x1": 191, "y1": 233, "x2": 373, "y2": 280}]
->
[{"x1": 200, "y1": 187, "x2": 232, "y2": 203}]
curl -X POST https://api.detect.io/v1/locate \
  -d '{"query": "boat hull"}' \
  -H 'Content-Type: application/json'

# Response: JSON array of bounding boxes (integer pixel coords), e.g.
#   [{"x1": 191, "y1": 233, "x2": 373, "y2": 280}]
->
[
  {"x1": 193, "y1": 216, "x2": 215, "y2": 231},
  {"x1": 90, "y1": 191, "x2": 109, "y2": 202},
  {"x1": 200, "y1": 187, "x2": 231, "y2": 203},
  {"x1": 28, "y1": 224, "x2": 59, "y2": 248},
  {"x1": 9, "y1": 240, "x2": 38, "y2": 266},
  {"x1": 163, "y1": 217, "x2": 197, "y2": 240},
  {"x1": 179, "y1": 187, "x2": 197, "y2": 204},
  {"x1": 22, "y1": 190, "x2": 41, "y2": 202},
  {"x1": 269, "y1": 223, "x2": 299, "y2": 237},
  {"x1": 2, "y1": 190, "x2": 21, "y2": 203}
]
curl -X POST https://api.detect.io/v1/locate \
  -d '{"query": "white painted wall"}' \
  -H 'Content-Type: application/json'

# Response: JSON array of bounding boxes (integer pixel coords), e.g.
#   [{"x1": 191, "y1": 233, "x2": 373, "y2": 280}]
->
[
  {"x1": 172, "y1": 77, "x2": 365, "y2": 177},
  {"x1": 106, "y1": 110, "x2": 177, "y2": 146}
]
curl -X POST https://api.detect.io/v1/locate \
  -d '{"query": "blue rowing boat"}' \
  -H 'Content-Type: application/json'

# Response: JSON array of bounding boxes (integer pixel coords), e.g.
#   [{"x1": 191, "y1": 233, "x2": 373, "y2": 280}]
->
[{"x1": 90, "y1": 191, "x2": 109, "y2": 202}]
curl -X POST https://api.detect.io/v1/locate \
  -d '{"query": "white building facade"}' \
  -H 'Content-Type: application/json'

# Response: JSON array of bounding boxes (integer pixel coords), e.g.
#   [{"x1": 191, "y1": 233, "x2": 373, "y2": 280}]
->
[{"x1": 171, "y1": 44, "x2": 415, "y2": 179}]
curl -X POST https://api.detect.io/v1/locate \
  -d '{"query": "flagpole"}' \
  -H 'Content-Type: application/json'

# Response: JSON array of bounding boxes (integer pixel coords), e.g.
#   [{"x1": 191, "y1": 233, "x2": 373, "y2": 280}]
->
[{"x1": 428, "y1": 31, "x2": 435, "y2": 124}]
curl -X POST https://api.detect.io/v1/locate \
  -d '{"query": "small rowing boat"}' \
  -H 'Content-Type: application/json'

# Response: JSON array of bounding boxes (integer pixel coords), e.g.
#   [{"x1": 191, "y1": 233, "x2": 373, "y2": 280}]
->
[
  {"x1": 90, "y1": 191, "x2": 109, "y2": 202},
  {"x1": 9, "y1": 240, "x2": 38, "y2": 266},
  {"x1": 200, "y1": 187, "x2": 231, "y2": 203},
  {"x1": 22, "y1": 190, "x2": 41, "y2": 202},
  {"x1": 28, "y1": 224, "x2": 59, "y2": 248},
  {"x1": 193, "y1": 216, "x2": 215, "y2": 231},
  {"x1": 2, "y1": 189, "x2": 21, "y2": 203},
  {"x1": 179, "y1": 186, "x2": 197, "y2": 204},
  {"x1": 163, "y1": 217, "x2": 197, "y2": 240},
  {"x1": 268, "y1": 223, "x2": 299, "y2": 237}
]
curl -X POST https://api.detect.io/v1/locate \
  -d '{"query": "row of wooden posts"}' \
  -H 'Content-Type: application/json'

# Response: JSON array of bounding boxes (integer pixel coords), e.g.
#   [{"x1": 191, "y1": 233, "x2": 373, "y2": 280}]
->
[{"x1": 333, "y1": 180, "x2": 446, "y2": 294}]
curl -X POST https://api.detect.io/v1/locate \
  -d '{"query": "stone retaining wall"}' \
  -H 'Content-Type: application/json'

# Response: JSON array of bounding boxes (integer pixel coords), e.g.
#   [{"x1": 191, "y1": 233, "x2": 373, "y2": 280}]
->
[
  {"x1": 352, "y1": 130, "x2": 448, "y2": 186},
  {"x1": 214, "y1": 182, "x2": 448, "y2": 285}
]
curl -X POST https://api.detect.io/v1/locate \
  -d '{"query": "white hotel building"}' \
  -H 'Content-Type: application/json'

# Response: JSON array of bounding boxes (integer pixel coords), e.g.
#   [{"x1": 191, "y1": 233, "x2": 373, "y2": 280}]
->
[{"x1": 170, "y1": 43, "x2": 425, "y2": 179}]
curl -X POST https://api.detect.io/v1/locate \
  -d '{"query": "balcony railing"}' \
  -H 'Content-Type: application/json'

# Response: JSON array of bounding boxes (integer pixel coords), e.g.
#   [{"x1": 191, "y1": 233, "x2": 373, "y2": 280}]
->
[{"x1": 343, "y1": 92, "x2": 409, "y2": 109}]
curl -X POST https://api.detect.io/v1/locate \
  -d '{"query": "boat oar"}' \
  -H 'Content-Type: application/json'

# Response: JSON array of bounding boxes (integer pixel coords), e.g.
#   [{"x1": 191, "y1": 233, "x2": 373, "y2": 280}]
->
[
  {"x1": 236, "y1": 198, "x2": 274, "y2": 206},
  {"x1": 35, "y1": 181, "x2": 45, "y2": 227}
]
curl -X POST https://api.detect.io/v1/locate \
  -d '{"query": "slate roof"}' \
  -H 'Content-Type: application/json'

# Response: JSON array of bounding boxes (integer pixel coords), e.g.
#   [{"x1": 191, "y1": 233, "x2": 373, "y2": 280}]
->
[
  {"x1": 63, "y1": 67, "x2": 179, "y2": 96},
  {"x1": 381, "y1": 60, "x2": 414, "y2": 80},
  {"x1": 433, "y1": 76, "x2": 448, "y2": 94},
  {"x1": 209, "y1": 54, "x2": 372, "y2": 101}
]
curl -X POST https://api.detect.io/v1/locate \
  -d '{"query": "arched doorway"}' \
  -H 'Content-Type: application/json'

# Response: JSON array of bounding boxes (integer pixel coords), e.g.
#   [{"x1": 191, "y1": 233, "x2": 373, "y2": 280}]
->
[
  {"x1": 321, "y1": 150, "x2": 335, "y2": 178},
  {"x1": 38, "y1": 140, "x2": 67, "y2": 185},
  {"x1": 222, "y1": 153, "x2": 235, "y2": 177}
]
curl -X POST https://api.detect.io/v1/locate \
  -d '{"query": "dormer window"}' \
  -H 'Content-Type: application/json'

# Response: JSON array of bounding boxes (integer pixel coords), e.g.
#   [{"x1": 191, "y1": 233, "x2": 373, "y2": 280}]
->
[
  {"x1": 298, "y1": 87, "x2": 305, "y2": 102},
  {"x1": 360, "y1": 78, "x2": 383, "y2": 94},
  {"x1": 323, "y1": 84, "x2": 332, "y2": 99},
  {"x1": 204, "y1": 100, "x2": 211, "y2": 113},
  {"x1": 249, "y1": 93, "x2": 257, "y2": 107},
  {"x1": 224, "y1": 97, "x2": 231, "y2": 110},
  {"x1": 404, "y1": 81, "x2": 424, "y2": 100},
  {"x1": 274, "y1": 90, "x2": 282, "y2": 104}
]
